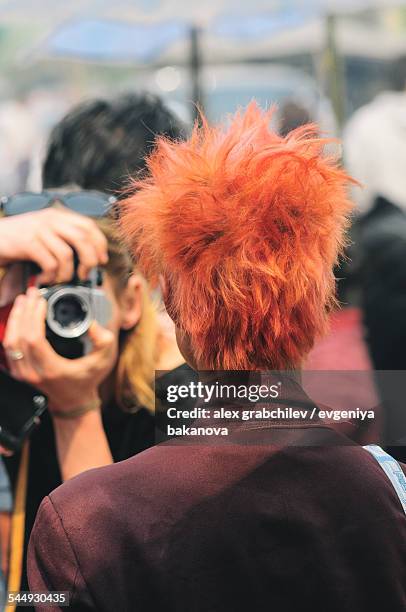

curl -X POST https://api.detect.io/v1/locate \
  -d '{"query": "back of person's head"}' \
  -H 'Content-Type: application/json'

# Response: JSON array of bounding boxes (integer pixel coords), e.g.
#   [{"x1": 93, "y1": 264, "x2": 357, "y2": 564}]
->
[
  {"x1": 121, "y1": 102, "x2": 354, "y2": 370},
  {"x1": 278, "y1": 100, "x2": 313, "y2": 138},
  {"x1": 42, "y1": 93, "x2": 185, "y2": 194}
]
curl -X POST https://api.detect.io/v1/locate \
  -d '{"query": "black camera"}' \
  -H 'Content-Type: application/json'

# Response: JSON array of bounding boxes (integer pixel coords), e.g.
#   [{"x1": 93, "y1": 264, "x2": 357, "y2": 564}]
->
[{"x1": 29, "y1": 261, "x2": 112, "y2": 359}]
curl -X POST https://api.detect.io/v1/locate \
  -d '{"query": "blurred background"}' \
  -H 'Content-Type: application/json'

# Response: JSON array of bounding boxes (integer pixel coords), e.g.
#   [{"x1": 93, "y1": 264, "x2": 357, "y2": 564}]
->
[
  {"x1": 3, "y1": 3, "x2": 406, "y2": 608},
  {"x1": 3, "y1": 5, "x2": 406, "y2": 606},
  {"x1": 0, "y1": 0, "x2": 406, "y2": 193}
]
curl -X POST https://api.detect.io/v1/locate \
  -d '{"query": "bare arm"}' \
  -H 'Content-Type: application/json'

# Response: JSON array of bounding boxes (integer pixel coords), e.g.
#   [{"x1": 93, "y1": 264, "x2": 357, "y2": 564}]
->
[{"x1": 53, "y1": 407, "x2": 113, "y2": 481}]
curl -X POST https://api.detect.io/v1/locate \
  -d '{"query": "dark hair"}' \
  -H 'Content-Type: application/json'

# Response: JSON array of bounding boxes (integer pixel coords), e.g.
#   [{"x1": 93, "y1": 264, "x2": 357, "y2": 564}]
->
[
  {"x1": 42, "y1": 93, "x2": 186, "y2": 194},
  {"x1": 278, "y1": 100, "x2": 312, "y2": 138}
]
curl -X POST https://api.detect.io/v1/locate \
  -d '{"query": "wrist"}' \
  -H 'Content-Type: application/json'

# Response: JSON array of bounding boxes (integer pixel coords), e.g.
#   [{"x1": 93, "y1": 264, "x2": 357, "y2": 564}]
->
[{"x1": 50, "y1": 395, "x2": 101, "y2": 420}]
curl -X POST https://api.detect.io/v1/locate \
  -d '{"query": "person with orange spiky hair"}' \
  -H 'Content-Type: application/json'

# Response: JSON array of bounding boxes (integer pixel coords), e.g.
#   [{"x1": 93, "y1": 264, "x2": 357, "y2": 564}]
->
[
  {"x1": 27, "y1": 104, "x2": 406, "y2": 612},
  {"x1": 120, "y1": 101, "x2": 353, "y2": 371}
]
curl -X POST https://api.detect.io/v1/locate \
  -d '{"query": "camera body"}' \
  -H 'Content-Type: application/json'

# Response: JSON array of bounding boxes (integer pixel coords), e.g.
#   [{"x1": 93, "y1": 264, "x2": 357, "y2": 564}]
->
[{"x1": 39, "y1": 266, "x2": 112, "y2": 359}]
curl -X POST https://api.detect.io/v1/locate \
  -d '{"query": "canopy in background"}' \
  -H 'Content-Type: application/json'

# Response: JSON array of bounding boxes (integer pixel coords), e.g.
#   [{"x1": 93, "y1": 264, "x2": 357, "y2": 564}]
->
[
  {"x1": 46, "y1": 19, "x2": 189, "y2": 63},
  {"x1": 0, "y1": 0, "x2": 405, "y2": 27},
  {"x1": 1, "y1": 0, "x2": 405, "y2": 128},
  {"x1": 39, "y1": 13, "x2": 406, "y2": 65}
]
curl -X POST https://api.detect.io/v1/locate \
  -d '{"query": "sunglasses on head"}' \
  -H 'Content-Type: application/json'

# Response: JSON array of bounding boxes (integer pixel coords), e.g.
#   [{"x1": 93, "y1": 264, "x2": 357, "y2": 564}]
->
[{"x1": 0, "y1": 190, "x2": 117, "y2": 218}]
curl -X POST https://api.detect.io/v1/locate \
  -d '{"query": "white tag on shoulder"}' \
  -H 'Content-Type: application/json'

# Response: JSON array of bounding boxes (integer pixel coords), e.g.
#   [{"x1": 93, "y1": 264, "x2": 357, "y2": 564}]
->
[{"x1": 364, "y1": 445, "x2": 406, "y2": 515}]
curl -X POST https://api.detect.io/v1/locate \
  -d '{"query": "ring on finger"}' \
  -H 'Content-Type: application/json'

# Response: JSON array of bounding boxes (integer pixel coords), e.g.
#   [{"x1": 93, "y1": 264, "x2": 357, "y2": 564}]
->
[{"x1": 7, "y1": 349, "x2": 25, "y2": 361}]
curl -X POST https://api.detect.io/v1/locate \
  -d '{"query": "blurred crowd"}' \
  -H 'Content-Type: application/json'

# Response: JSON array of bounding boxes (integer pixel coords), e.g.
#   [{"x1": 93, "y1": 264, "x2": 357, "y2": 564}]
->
[{"x1": 0, "y1": 55, "x2": 405, "y2": 611}]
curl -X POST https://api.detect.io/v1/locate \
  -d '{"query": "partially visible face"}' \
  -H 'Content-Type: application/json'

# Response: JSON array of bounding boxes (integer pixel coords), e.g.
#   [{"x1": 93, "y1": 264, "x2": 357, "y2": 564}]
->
[
  {"x1": 102, "y1": 272, "x2": 142, "y2": 338},
  {"x1": 101, "y1": 274, "x2": 124, "y2": 337}
]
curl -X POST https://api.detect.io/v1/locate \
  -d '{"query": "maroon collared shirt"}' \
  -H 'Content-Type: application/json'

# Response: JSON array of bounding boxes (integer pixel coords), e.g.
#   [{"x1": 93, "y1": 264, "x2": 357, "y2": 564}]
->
[{"x1": 28, "y1": 408, "x2": 406, "y2": 612}]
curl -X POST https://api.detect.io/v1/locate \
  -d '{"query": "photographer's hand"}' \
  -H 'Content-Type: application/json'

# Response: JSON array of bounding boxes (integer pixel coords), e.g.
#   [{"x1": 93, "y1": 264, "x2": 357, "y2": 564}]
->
[
  {"x1": 3, "y1": 288, "x2": 115, "y2": 479},
  {"x1": 0, "y1": 208, "x2": 108, "y2": 283}
]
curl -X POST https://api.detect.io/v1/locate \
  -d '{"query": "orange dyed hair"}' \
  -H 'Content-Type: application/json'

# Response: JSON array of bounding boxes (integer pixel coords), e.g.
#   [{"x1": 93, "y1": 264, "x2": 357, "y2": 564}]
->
[{"x1": 120, "y1": 102, "x2": 354, "y2": 370}]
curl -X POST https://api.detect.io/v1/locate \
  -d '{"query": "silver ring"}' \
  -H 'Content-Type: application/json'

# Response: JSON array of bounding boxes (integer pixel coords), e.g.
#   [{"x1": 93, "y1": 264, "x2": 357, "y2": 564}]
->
[{"x1": 7, "y1": 349, "x2": 25, "y2": 361}]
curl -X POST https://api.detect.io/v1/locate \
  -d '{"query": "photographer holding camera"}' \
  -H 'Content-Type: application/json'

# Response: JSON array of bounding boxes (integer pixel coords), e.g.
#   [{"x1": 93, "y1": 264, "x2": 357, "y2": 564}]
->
[
  {"x1": 1, "y1": 206, "x2": 118, "y2": 468},
  {"x1": 0, "y1": 93, "x2": 190, "y2": 605}
]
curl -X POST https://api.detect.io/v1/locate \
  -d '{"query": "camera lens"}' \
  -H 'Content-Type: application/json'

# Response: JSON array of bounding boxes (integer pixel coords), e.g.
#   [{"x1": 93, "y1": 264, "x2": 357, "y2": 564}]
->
[
  {"x1": 53, "y1": 296, "x2": 87, "y2": 330},
  {"x1": 44, "y1": 287, "x2": 92, "y2": 339}
]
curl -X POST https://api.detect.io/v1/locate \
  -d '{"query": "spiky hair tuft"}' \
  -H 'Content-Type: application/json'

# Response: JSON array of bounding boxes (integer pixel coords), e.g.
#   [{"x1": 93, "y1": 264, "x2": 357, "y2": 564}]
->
[{"x1": 120, "y1": 102, "x2": 354, "y2": 370}]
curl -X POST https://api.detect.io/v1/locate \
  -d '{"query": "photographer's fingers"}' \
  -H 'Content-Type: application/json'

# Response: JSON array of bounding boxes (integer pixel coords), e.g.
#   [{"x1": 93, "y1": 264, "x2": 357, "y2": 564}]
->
[
  {"x1": 4, "y1": 289, "x2": 56, "y2": 388},
  {"x1": 56, "y1": 215, "x2": 108, "y2": 280},
  {"x1": 38, "y1": 232, "x2": 75, "y2": 284},
  {"x1": 20, "y1": 288, "x2": 53, "y2": 368},
  {"x1": 57, "y1": 226, "x2": 105, "y2": 280},
  {"x1": 3, "y1": 295, "x2": 36, "y2": 381},
  {"x1": 79, "y1": 321, "x2": 116, "y2": 370},
  {"x1": 72, "y1": 215, "x2": 109, "y2": 265},
  {"x1": 28, "y1": 240, "x2": 59, "y2": 285},
  {"x1": 74, "y1": 244, "x2": 101, "y2": 282}
]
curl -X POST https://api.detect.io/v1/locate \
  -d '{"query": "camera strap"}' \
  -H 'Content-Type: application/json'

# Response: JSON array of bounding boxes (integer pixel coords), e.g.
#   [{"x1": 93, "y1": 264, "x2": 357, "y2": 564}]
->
[{"x1": 7, "y1": 439, "x2": 29, "y2": 611}]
